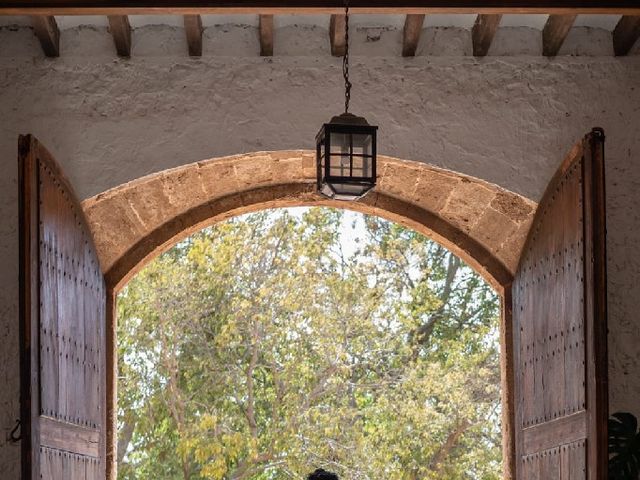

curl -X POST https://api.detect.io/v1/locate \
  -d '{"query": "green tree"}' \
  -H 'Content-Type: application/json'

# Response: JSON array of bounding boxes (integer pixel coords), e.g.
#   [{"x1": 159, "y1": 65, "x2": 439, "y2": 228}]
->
[{"x1": 117, "y1": 208, "x2": 502, "y2": 480}]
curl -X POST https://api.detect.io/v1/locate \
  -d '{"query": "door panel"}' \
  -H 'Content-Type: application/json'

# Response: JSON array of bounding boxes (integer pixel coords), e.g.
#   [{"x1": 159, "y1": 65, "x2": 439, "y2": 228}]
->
[
  {"x1": 513, "y1": 129, "x2": 608, "y2": 479},
  {"x1": 19, "y1": 134, "x2": 106, "y2": 480}
]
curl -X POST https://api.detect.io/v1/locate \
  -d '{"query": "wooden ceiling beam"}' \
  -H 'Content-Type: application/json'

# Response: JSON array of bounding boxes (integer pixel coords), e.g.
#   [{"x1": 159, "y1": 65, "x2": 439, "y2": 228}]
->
[
  {"x1": 472, "y1": 14, "x2": 502, "y2": 56},
  {"x1": 108, "y1": 15, "x2": 131, "y2": 57},
  {"x1": 184, "y1": 14, "x2": 203, "y2": 56},
  {"x1": 31, "y1": 15, "x2": 60, "y2": 57},
  {"x1": 542, "y1": 14, "x2": 577, "y2": 56},
  {"x1": 4, "y1": 1, "x2": 640, "y2": 16},
  {"x1": 612, "y1": 15, "x2": 640, "y2": 56},
  {"x1": 402, "y1": 14, "x2": 425, "y2": 57},
  {"x1": 329, "y1": 14, "x2": 346, "y2": 57},
  {"x1": 259, "y1": 14, "x2": 274, "y2": 56}
]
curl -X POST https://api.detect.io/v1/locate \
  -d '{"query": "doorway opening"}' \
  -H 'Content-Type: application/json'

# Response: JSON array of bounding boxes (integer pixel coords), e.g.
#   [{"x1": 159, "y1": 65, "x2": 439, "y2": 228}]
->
[{"x1": 116, "y1": 207, "x2": 503, "y2": 480}]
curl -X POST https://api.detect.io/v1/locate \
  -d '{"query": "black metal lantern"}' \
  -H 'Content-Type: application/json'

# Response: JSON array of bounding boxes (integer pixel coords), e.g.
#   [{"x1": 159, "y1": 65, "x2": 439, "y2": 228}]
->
[
  {"x1": 316, "y1": 113, "x2": 377, "y2": 200},
  {"x1": 316, "y1": 1, "x2": 377, "y2": 201}
]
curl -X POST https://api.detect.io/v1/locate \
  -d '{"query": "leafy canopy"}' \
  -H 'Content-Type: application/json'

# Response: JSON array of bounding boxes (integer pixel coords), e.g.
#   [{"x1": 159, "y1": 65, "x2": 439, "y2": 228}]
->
[{"x1": 117, "y1": 207, "x2": 503, "y2": 480}]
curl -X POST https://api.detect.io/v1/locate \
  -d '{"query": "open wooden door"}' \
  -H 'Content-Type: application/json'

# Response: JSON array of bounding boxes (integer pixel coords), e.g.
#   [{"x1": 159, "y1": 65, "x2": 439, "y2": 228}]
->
[
  {"x1": 19, "y1": 135, "x2": 106, "y2": 479},
  {"x1": 512, "y1": 129, "x2": 608, "y2": 479}
]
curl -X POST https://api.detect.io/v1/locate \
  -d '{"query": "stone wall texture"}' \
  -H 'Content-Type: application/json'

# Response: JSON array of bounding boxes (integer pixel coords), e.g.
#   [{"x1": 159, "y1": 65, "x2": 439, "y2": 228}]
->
[{"x1": 1, "y1": 23, "x2": 639, "y2": 478}]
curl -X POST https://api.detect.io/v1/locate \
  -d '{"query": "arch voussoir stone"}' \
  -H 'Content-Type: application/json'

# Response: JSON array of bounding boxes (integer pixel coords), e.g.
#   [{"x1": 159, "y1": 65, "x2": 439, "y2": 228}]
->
[{"x1": 81, "y1": 150, "x2": 536, "y2": 293}]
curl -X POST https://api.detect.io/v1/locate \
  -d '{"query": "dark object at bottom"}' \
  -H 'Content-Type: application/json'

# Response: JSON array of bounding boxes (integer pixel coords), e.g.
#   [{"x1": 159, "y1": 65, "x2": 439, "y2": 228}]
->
[
  {"x1": 307, "y1": 468, "x2": 339, "y2": 480},
  {"x1": 609, "y1": 412, "x2": 640, "y2": 480}
]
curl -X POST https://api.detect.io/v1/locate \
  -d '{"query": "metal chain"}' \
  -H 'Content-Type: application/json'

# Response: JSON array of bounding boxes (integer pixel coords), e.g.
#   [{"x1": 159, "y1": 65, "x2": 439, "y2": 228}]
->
[{"x1": 342, "y1": 0, "x2": 351, "y2": 113}]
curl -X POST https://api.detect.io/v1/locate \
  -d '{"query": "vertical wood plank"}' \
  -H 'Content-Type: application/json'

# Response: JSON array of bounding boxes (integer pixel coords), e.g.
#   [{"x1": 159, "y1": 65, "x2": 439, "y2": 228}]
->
[
  {"x1": 184, "y1": 14, "x2": 203, "y2": 56},
  {"x1": 20, "y1": 135, "x2": 41, "y2": 479},
  {"x1": 31, "y1": 15, "x2": 60, "y2": 57},
  {"x1": 402, "y1": 14, "x2": 425, "y2": 57},
  {"x1": 107, "y1": 15, "x2": 132, "y2": 57},
  {"x1": 259, "y1": 14, "x2": 274, "y2": 56},
  {"x1": 40, "y1": 448, "x2": 50, "y2": 480},
  {"x1": 550, "y1": 450, "x2": 557, "y2": 479},
  {"x1": 540, "y1": 449, "x2": 550, "y2": 480},
  {"x1": 500, "y1": 290, "x2": 516, "y2": 479},
  {"x1": 106, "y1": 288, "x2": 117, "y2": 480},
  {"x1": 561, "y1": 444, "x2": 570, "y2": 480},
  {"x1": 583, "y1": 129, "x2": 608, "y2": 480},
  {"x1": 613, "y1": 15, "x2": 640, "y2": 56},
  {"x1": 329, "y1": 14, "x2": 346, "y2": 57},
  {"x1": 99, "y1": 278, "x2": 108, "y2": 479},
  {"x1": 472, "y1": 14, "x2": 502, "y2": 56},
  {"x1": 533, "y1": 262, "x2": 543, "y2": 425},
  {"x1": 543, "y1": 14, "x2": 577, "y2": 56},
  {"x1": 87, "y1": 457, "x2": 98, "y2": 480},
  {"x1": 569, "y1": 441, "x2": 587, "y2": 480}
]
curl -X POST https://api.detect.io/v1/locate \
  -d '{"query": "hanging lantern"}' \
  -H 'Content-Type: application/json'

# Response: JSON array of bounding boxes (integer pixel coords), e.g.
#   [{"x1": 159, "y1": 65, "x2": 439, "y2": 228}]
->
[
  {"x1": 316, "y1": 1, "x2": 377, "y2": 201},
  {"x1": 316, "y1": 113, "x2": 377, "y2": 200}
]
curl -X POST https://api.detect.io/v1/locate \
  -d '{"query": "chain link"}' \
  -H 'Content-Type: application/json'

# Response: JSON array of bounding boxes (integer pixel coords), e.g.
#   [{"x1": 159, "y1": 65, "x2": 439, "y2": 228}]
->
[{"x1": 342, "y1": 0, "x2": 351, "y2": 113}]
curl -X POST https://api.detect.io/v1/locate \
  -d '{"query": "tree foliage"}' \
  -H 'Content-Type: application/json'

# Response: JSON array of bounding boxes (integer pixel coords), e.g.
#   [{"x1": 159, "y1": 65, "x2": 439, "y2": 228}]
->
[{"x1": 117, "y1": 207, "x2": 502, "y2": 480}]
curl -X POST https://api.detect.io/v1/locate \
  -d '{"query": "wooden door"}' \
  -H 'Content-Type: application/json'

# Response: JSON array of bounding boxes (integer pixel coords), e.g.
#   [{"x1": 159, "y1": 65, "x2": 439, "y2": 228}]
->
[
  {"x1": 19, "y1": 135, "x2": 106, "y2": 479},
  {"x1": 512, "y1": 129, "x2": 608, "y2": 479}
]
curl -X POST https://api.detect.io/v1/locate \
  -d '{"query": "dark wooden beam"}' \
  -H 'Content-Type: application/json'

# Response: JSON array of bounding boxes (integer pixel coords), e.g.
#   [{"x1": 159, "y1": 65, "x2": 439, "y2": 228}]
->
[
  {"x1": 107, "y1": 15, "x2": 131, "y2": 57},
  {"x1": 613, "y1": 15, "x2": 640, "y2": 56},
  {"x1": 31, "y1": 15, "x2": 59, "y2": 57},
  {"x1": 259, "y1": 14, "x2": 274, "y2": 55},
  {"x1": 184, "y1": 14, "x2": 203, "y2": 56},
  {"x1": 402, "y1": 14, "x2": 425, "y2": 56},
  {"x1": 7, "y1": 1, "x2": 640, "y2": 16},
  {"x1": 472, "y1": 14, "x2": 502, "y2": 56},
  {"x1": 329, "y1": 14, "x2": 346, "y2": 56},
  {"x1": 542, "y1": 14, "x2": 576, "y2": 56}
]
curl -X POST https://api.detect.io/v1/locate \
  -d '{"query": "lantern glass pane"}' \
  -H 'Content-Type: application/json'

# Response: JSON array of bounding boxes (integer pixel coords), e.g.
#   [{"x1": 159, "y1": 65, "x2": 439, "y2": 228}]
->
[
  {"x1": 351, "y1": 155, "x2": 373, "y2": 178},
  {"x1": 351, "y1": 133, "x2": 372, "y2": 157},
  {"x1": 330, "y1": 132, "x2": 351, "y2": 155},
  {"x1": 332, "y1": 182, "x2": 369, "y2": 198},
  {"x1": 329, "y1": 154, "x2": 351, "y2": 177}
]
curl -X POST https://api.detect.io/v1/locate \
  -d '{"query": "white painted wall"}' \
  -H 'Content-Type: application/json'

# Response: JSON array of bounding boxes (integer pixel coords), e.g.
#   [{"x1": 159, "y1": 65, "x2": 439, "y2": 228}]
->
[{"x1": 0, "y1": 23, "x2": 639, "y2": 477}]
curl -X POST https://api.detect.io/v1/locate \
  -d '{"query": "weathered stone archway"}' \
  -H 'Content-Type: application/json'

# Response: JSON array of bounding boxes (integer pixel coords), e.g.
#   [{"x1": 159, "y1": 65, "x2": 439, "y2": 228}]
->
[
  {"x1": 82, "y1": 150, "x2": 536, "y2": 480},
  {"x1": 82, "y1": 150, "x2": 536, "y2": 294}
]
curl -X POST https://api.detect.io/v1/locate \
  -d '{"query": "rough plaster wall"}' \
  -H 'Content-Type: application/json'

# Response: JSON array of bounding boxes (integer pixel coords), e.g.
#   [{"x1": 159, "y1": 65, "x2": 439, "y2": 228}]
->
[{"x1": 0, "y1": 23, "x2": 639, "y2": 476}]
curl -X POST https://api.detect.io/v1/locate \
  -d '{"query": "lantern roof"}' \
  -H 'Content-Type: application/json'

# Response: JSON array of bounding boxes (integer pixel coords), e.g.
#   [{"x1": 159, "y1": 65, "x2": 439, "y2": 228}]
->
[{"x1": 327, "y1": 113, "x2": 373, "y2": 127}]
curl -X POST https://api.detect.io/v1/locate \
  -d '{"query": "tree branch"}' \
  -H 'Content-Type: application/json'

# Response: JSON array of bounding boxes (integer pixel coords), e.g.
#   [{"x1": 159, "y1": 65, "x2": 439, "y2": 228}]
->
[{"x1": 429, "y1": 420, "x2": 471, "y2": 472}]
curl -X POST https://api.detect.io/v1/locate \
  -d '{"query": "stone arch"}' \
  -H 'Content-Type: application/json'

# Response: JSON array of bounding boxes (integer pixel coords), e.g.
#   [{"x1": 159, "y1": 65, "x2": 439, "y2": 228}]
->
[{"x1": 82, "y1": 150, "x2": 536, "y2": 294}]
